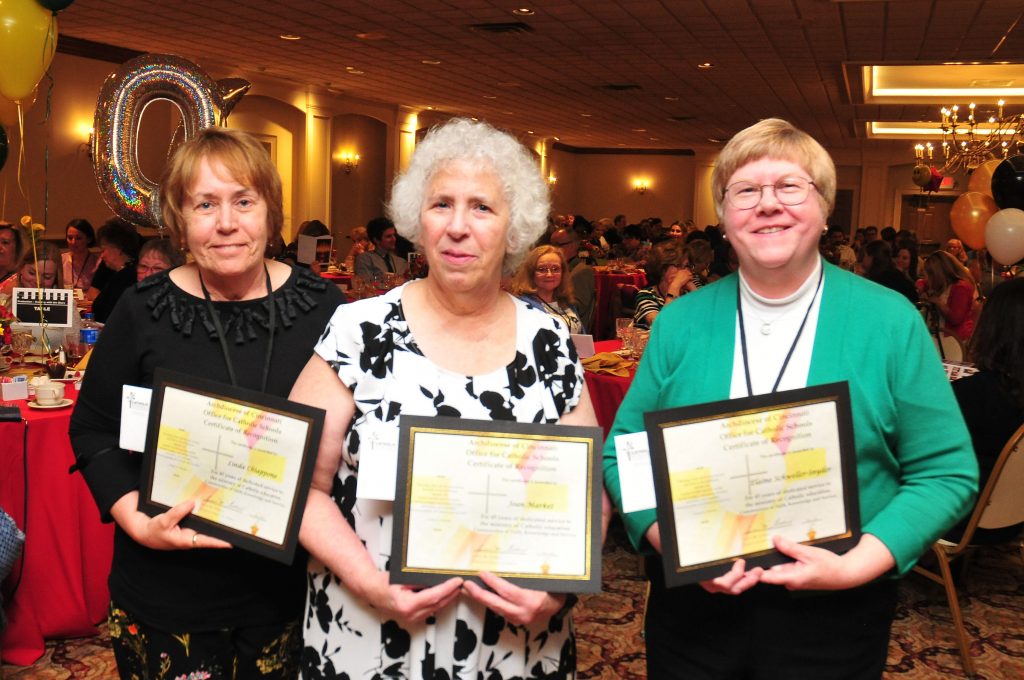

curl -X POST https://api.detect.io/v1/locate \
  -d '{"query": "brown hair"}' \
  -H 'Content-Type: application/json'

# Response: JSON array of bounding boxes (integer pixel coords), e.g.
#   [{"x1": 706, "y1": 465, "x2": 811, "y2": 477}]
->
[
  {"x1": 645, "y1": 239, "x2": 686, "y2": 285},
  {"x1": 511, "y1": 245, "x2": 576, "y2": 307},
  {"x1": 923, "y1": 250, "x2": 974, "y2": 295},
  {"x1": 159, "y1": 127, "x2": 284, "y2": 248}
]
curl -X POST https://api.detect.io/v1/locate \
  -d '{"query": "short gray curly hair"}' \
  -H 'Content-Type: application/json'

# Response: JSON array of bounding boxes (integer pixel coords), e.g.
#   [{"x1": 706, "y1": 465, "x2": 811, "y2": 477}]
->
[{"x1": 388, "y1": 118, "x2": 550, "y2": 276}]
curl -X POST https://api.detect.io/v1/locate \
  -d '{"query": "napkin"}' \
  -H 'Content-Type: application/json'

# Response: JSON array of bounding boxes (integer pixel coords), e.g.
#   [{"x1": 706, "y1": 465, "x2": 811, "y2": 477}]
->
[{"x1": 582, "y1": 352, "x2": 635, "y2": 377}]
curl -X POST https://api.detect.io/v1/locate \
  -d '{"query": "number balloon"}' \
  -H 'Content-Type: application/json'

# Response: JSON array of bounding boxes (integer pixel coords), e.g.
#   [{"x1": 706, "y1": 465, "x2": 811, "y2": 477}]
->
[{"x1": 92, "y1": 54, "x2": 250, "y2": 229}]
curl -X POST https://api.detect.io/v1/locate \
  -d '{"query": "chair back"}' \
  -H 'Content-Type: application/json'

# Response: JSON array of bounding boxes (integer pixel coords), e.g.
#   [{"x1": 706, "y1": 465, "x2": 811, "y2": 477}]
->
[
  {"x1": 973, "y1": 424, "x2": 1024, "y2": 531},
  {"x1": 933, "y1": 333, "x2": 965, "y2": 362}
]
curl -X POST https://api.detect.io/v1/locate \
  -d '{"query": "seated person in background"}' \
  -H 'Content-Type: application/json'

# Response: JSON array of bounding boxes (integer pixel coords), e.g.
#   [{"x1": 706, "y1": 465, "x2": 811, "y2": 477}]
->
[
  {"x1": 285, "y1": 219, "x2": 331, "y2": 273},
  {"x1": 88, "y1": 218, "x2": 140, "y2": 323},
  {"x1": 15, "y1": 242, "x2": 63, "y2": 289},
  {"x1": 945, "y1": 237, "x2": 969, "y2": 265},
  {"x1": 684, "y1": 237, "x2": 716, "y2": 285},
  {"x1": 354, "y1": 216, "x2": 408, "y2": 282},
  {"x1": 550, "y1": 226, "x2": 595, "y2": 332},
  {"x1": 512, "y1": 245, "x2": 584, "y2": 334},
  {"x1": 136, "y1": 238, "x2": 185, "y2": 282},
  {"x1": 633, "y1": 239, "x2": 698, "y2": 330},
  {"x1": 921, "y1": 250, "x2": 979, "y2": 342},
  {"x1": 950, "y1": 277, "x2": 1024, "y2": 541},
  {"x1": 342, "y1": 225, "x2": 370, "y2": 271},
  {"x1": 62, "y1": 218, "x2": 101, "y2": 290},
  {"x1": 862, "y1": 239, "x2": 917, "y2": 304},
  {"x1": 0, "y1": 222, "x2": 25, "y2": 298},
  {"x1": 610, "y1": 223, "x2": 647, "y2": 263}
]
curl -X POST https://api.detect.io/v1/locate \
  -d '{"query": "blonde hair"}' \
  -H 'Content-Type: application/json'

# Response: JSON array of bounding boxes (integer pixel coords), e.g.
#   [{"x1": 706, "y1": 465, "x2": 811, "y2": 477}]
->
[
  {"x1": 711, "y1": 118, "x2": 836, "y2": 221},
  {"x1": 924, "y1": 250, "x2": 975, "y2": 294},
  {"x1": 511, "y1": 245, "x2": 576, "y2": 307},
  {"x1": 159, "y1": 127, "x2": 284, "y2": 248}
]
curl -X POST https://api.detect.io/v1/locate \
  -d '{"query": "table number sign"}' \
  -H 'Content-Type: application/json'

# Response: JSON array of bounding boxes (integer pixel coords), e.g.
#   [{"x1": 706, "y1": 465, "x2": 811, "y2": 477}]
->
[{"x1": 12, "y1": 287, "x2": 74, "y2": 327}]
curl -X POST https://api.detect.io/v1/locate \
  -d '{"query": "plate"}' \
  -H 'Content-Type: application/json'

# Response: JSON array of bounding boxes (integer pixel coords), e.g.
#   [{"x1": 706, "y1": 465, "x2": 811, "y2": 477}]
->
[{"x1": 27, "y1": 398, "x2": 74, "y2": 410}]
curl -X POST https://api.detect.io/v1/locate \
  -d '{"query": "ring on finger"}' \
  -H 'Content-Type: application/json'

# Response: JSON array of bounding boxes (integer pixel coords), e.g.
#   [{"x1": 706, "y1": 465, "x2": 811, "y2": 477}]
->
[{"x1": 192, "y1": 533, "x2": 199, "y2": 548}]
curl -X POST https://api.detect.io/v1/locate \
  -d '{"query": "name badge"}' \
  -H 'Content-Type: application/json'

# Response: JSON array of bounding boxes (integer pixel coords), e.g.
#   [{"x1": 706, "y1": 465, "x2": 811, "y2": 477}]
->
[
  {"x1": 615, "y1": 431, "x2": 656, "y2": 513},
  {"x1": 119, "y1": 385, "x2": 152, "y2": 452}
]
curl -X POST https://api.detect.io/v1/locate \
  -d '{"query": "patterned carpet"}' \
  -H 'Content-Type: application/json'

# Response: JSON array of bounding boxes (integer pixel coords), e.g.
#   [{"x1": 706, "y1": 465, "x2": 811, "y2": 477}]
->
[{"x1": 4, "y1": 523, "x2": 1023, "y2": 679}]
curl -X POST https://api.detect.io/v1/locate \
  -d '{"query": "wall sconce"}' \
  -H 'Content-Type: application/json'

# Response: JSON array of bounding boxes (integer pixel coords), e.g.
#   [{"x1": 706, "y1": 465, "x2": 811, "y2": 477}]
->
[
  {"x1": 633, "y1": 179, "x2": 649, "y2": 195},
  {"x1": 547, "y1": 173, "x2": 557, "y2": 186},
  {"x1": 339, "y1": 151, "x2": 360, "y2": 173}
]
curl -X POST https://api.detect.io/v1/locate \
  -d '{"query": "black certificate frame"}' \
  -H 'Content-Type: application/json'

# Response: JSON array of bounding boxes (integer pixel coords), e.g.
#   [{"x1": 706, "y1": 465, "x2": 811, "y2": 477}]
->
[
  {"x1": 139, "y1": 368, "x2": 324, "y2": 564},
  {"x1": 645, "y1": 382, "x2": 860, "y2": 588},
  {"x1": 391, "y1": 415, "x2": 604, "y2": 594}
]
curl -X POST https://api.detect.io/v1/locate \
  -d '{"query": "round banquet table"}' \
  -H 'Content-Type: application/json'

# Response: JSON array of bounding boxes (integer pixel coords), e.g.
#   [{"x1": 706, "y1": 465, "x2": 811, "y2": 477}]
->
[
  {"x1": 583, "y1": 339, "x2": 636, "y2": 437},
  {"x1": 0, "y1": 388, "x2": 114, "y2": 665},
  {"x1": 592, "y1": 269, "x2": 646, "y2": 340}
]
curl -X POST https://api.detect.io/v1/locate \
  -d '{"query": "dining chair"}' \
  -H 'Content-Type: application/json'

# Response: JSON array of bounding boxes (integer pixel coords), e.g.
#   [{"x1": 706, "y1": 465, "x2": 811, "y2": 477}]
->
[
  {"x1": 912, "y1": 423, "x2": 1024, "y2": 676},
  {"x1": 932, "y1": 332, "x2": 965, "y2": 362}
]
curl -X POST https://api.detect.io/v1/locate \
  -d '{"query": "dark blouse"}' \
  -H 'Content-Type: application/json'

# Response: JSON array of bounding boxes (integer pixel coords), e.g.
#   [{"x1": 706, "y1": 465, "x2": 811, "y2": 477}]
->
[
  {"x1": 90, "y1": 262, "x2": 138, "y2": 323},
  {"x1": 69, "y1": 266, "x2": 345, "y2": 630}
]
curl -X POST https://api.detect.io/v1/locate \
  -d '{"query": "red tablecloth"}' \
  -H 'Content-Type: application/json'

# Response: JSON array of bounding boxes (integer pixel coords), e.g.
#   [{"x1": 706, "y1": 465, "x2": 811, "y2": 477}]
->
[
  {"x1": 0, "y1": 390, "x2": 114, "y2": 665},
  {"x1": 592, "y1": 270, "x2": 646, "y2": 340},
  {"x1": 583, "y1": 340, "x2": 635, "y2": 437},
  {"x1": 319, "y1": 271, "x2": 353, "y2": 287}
]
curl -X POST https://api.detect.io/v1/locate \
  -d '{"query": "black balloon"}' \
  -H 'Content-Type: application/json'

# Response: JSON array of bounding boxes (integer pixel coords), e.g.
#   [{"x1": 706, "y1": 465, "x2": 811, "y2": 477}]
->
[
  {"x1": 0, "y1": 125, "x2": 7, "y2": 173},
  {"x1": 36, "y1": 0, "x2": 75, "y2": 12},
  {"x1": 991, "y1": 155, "x2": 1024, "y2": 210}
]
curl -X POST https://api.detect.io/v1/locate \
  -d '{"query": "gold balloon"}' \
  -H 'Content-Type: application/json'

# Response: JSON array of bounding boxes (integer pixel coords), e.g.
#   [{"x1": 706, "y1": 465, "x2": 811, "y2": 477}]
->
[
  {"x1": 949, "y1": 191, "x2": 998, "y2": 251},
  {"x1": 0, "y1": 1, "x2": 57, "y2": 103},
  {"x1": 967, "y1": 159, "x2": 1002, "y2": 197},
  {"x1": 911, "y1": 164, "x2": 932, "y2": 188},
  {"x1": 0, "y1": 88, "x2": 38, "y2": 129}
]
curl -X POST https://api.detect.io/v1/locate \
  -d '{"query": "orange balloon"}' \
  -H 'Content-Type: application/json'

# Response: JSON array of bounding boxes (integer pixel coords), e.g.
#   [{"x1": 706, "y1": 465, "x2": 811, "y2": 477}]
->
[
  {"x1": 949, "y1": 191, "x2": 998, "y2": 250},
  {"x1": 967, "y1": 159, "x2": 1002, "y2": 197}
]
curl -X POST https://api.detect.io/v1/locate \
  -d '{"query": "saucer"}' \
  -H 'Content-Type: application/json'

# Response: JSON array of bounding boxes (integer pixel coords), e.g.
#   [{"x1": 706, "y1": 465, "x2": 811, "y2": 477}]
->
[{"x1": 27, "y1": 398, "x2": 74, "y2": 410}]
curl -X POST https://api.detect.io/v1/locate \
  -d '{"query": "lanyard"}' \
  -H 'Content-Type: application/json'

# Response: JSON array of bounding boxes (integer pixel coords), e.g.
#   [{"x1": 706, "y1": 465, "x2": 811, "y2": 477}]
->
[
  {"x1": 736, "y1": 266, "x2": 823, "y2": 397},
  {"x1": 541, "y1": 298, "x2": 573, "y2": 330},
  {"x1": 71, "y1": 251, "x2": 95, "y2": 288},
  {"x1": 199, "y1": 263, "x2": 276, "y2": 392}
]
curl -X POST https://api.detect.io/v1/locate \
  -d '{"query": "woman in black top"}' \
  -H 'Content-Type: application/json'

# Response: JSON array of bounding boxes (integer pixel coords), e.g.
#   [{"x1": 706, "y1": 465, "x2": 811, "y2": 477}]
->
[
  {"x1": 70, "y1": 128, "x2": 345, "y2": 680},
  {"x1": 88, "y1": 218, "x2": 140, "y2": 322},
  {"x1": 862, "y1": 239, "x2": 918, "y2": 304}
]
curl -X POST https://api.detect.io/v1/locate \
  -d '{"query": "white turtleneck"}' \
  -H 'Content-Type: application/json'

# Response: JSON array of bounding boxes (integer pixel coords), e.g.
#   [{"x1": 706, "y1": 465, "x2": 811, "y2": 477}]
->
[{"x1": 730, "y1": 259, "x2": 824, "y2": 398}]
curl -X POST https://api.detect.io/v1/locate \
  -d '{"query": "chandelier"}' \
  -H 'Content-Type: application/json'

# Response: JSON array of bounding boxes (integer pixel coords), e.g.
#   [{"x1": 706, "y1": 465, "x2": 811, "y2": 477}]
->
[{"x1": 916, "y1": 101, "x2": 1024, "y2": 175}]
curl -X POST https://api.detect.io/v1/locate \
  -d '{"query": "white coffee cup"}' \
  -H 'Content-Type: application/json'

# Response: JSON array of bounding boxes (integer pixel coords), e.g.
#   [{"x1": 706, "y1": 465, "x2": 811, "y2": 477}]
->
[{"x1": 35, "y1": 381, "x2": 65, "y2": 406}]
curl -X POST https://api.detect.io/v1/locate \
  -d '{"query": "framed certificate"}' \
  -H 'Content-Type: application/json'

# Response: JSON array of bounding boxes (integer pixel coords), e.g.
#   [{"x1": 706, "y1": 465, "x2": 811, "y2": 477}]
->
[
  {"x1": 645, "y1": 382, "x2": 860, "y2": 588},
  {"x1": 139, "y1": 369, "x2": 324, "y2": 564},
  {"x1": 391, "y1": 415, "x2": 603, "y2": 593}
]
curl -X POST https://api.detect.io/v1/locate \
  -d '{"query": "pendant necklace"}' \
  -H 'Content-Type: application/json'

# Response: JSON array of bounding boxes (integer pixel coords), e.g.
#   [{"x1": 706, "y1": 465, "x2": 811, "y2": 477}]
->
[
  {"x1": 199, "y1": 263, "x2": 277, "y2": 392},
  {"x1": 736, "y1": 266, "x2": 823, "y2": 396}
]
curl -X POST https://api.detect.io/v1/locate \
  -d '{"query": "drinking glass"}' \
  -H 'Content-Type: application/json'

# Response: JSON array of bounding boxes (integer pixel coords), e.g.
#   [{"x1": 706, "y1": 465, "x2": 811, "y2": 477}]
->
[
  {"x1": 11, "y1": 331, "x2": 34, "y2": 367},
  {"x1": 615, "y1": 317, "x2": 633, "y2": 343},
  {"x1": 631, "y1": 330, "x2": 650, "y2": 360}
]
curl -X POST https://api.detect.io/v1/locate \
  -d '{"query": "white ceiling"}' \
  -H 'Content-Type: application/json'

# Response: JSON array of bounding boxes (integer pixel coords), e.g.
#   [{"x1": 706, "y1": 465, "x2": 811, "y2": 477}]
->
[{"x1": 56, "y1": 0, "x2": 1024, "y2": 151}]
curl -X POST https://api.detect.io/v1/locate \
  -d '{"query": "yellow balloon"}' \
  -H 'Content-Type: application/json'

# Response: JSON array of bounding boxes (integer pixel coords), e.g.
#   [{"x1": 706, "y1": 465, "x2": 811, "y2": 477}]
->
[
  {"x1": 0, "y1": 88, "x2": 37, "y2": 128},
  {"x1": 967, "y1": 159, "x2": 1002, "y2": 197},
  {"x1": 0, "y1": 0, "x2": 58, "y2": 103}
]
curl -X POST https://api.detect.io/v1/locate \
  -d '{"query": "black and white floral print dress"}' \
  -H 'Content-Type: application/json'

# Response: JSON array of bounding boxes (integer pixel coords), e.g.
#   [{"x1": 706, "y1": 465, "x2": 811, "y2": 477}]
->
[{"x1": 303, "y1": 283, "x2": 583, "y2": 680}]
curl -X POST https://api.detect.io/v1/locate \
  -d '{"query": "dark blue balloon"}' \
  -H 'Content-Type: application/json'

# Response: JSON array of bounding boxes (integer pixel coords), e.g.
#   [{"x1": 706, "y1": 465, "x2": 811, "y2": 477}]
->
[
  {"x1": 0, "y1": 126, "x2": 7, "y2": 173},
  {"x1": 991, "y1": 155, "x2": 1024, "y2": 210}
]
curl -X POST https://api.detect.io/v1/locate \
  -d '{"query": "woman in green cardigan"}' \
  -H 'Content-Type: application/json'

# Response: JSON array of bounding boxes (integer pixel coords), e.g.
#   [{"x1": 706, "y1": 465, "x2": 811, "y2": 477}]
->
[{"x1": 603, "y1": 118, "x2": 977, "y2": 679}]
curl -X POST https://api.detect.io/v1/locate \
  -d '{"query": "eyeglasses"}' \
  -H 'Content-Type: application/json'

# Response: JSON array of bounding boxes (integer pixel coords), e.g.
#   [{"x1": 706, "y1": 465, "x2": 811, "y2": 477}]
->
[
  {"x1": 536, "y1": 266, "x2": 562, "y2": 274},
  {"x1": 723, "y1": 177, "x2": 816, "y2": 210}
]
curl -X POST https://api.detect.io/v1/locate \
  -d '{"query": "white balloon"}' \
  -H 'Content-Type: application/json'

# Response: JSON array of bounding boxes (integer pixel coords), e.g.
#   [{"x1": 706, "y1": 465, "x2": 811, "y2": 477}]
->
[{"x1": 985, "y1": 208, "x2": 1024, "y2": 265}]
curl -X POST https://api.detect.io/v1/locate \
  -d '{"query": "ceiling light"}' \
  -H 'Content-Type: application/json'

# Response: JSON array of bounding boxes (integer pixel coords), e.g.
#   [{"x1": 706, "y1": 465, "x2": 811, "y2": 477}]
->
[
  {"x1": 421, "y1": 59, "x2": 442, "y2": 65},
  {"x1": 632, "y1": 128, "x2": 646, "y2": 132},
  {"x1": 664, "y1": 96, "x2": 679, "y2": 101},
  {"x1": 697, "y1": 62, "x2": 714, "y2": 69},
  {"x1": 512, "y1": 8, "x2": 535, "y2": 16},
  {"x1": 527, "y1": 130, "x2": 534, "y2": 134},
  {"x1": 355, "y1": 32, "x2": 387, "y2": 40},
  {"x1": 279, "y1": 34, "x2": 301, "y2": 41},
  {"x1": 483, "y1": 95, "x2": 498, "y2": 99},
  {"x1": 708, "y1": 137, "x2": 724, "y2": 143},
  {"x1": 579, "y1": 113, "x2": 592, "y2": 117},
  {"x1": 345, "y1": 67, "x2": 364, "y2": 75}
]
